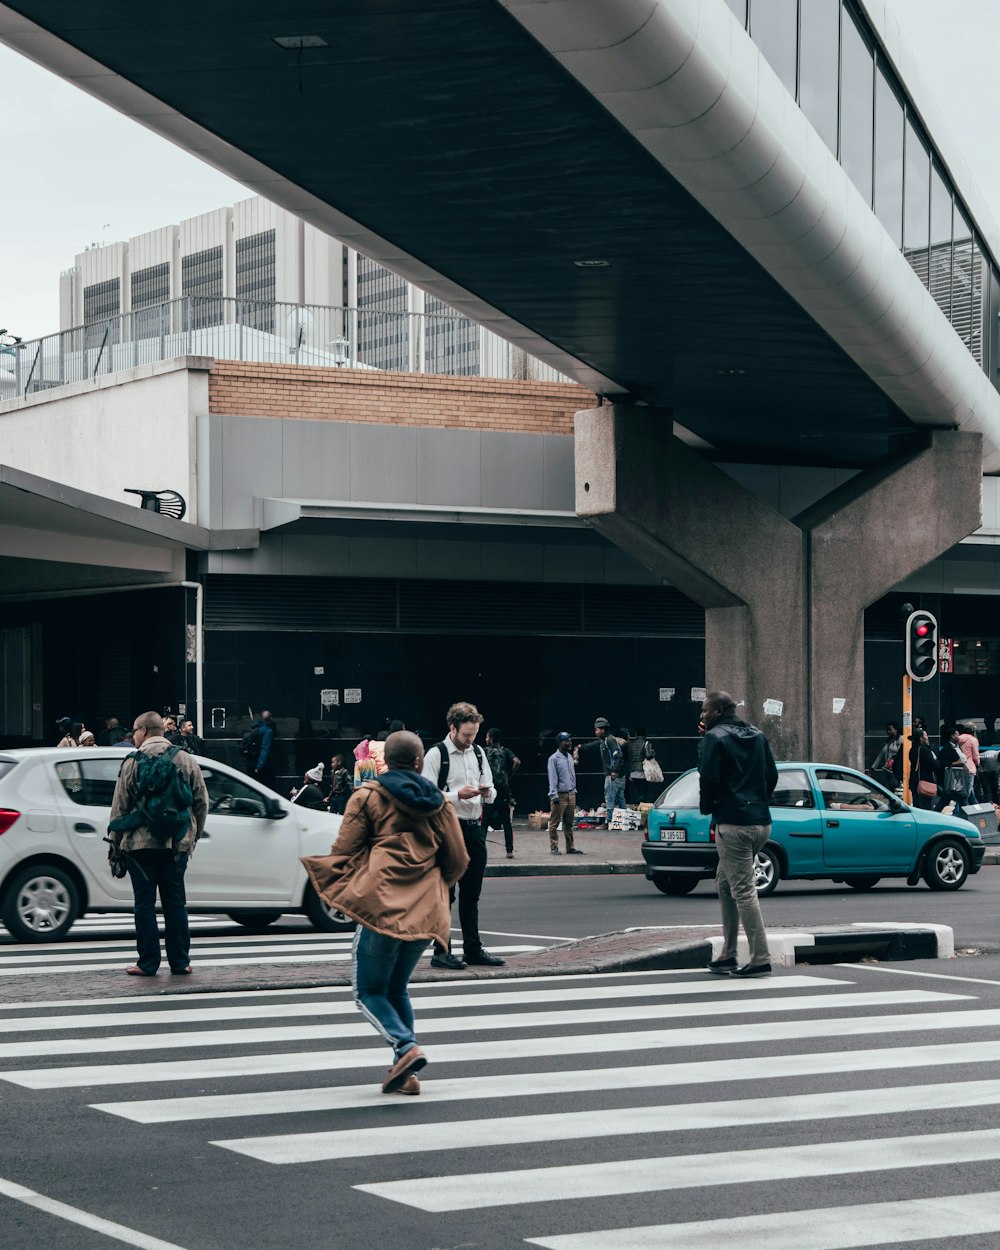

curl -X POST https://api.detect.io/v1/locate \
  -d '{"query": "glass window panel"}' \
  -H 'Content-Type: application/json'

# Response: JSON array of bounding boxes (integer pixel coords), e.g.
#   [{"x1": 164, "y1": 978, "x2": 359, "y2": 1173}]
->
[
  {"x1": 903, "y1": 118, "x2": 930, "y2": 287},
  {"x1": 750, "y1": 0, "x2": 798, "y2": 96},
  {"x1": 771, "y1": 768, "x2": 814, "y2": 808},
  {"x1": 839, "y1": 8, "x2": 874, "y2": 204},
  {"x1": 798, "y1": 0, "x2": 839, "y2": 155},
  {"x1": 952, "y1": 206, "x2": 975, "y2": 354},
  {"x1": 874, "y1": 68, "x2": 904, "y2": 246},
  {"x1": 724, "y1": 0, "x2": 747, "y2": 27},
  {"x1": 929, "y1": 163, "x2": 953, "y2": 319}
]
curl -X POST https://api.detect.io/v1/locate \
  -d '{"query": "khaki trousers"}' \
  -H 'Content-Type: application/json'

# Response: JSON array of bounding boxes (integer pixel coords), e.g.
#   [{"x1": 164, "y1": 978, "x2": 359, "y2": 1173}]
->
[{"x1": 548, "y1": 791, "x2": 576, "y2": 850}]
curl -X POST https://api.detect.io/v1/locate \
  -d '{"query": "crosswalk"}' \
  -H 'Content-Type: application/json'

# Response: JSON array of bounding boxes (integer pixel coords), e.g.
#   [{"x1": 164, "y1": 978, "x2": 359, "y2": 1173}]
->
[
  {"x1": 0, "y1": 922, "x2": 544, "y2": 977},
  {"x1": 1, "y1": 966, "x2": 999, "y2": 1248}
]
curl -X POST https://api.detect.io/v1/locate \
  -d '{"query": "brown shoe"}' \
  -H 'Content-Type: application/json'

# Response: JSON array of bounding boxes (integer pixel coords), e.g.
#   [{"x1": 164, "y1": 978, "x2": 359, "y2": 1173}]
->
[
  {"x1": 381, "y1": 1046, "x2": 426, "y2": 1093},
  {"x1": 392, "y1": 1074, "x2": 421, "y2": 1096}
]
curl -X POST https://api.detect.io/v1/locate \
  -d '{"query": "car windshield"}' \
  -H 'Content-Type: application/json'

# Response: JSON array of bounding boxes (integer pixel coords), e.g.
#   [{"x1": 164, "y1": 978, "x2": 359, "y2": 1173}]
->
[{"x1": 654, "y1": 770, "x2": 700, "y2": 809}]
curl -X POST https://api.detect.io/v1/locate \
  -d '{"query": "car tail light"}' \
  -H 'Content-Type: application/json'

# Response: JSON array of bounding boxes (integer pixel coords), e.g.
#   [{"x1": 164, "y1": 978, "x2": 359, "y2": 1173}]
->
[
  {"x1": 709, "y1": 828, "x2": 716, "y2": 842},
  {"x1": 0, "y1": 810, "x2": 20, "y2": 835}
]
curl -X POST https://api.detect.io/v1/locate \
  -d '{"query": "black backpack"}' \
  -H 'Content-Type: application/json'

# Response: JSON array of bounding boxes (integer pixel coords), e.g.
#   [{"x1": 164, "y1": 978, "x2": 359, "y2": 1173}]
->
[
  {"x1": 239, "y1": 725, "x2": 262, "y2": 759},
  {"x1": 434, "y1": 740, "x2": 485, "y2": 792},
  {"x1": 108, "y1": 746, "x2": 194, "y2": 847}
]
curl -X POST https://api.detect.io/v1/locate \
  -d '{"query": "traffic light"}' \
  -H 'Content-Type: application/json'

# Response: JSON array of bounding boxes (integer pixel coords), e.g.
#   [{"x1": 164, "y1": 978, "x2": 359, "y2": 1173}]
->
[{"x1": 905, "y1": 609, "x2": 938, "y2": 682}]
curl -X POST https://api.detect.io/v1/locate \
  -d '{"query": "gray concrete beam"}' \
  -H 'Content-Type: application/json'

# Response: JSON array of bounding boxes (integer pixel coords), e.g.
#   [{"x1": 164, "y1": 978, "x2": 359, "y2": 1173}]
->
[{"x1": 576, "y1": 406, "x2": 983, "y2": 766}]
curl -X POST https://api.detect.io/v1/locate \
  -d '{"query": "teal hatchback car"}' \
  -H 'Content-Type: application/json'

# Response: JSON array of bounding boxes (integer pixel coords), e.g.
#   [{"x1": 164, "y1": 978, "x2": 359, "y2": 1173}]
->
[{"x1": 643, "y1": 762, "x2": 985, "y2": 896}]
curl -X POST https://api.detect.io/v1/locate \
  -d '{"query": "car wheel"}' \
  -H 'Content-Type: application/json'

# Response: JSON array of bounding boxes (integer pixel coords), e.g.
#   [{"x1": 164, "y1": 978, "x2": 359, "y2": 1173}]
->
[
  {"x1": 304, "y1": 887, "x2": 357, "y2": 932},
  {"x1": 923, "y1": 839, "x2": 970, "y2": 890},
  {"x1": 652, "y1": 875, "x2": 700, "y2": 896},
  {"x1": 844, "y1": 875, "x2": 881, "y2": 890},
  {"x1": 753, "y1": 847, "x2": 780, "y2": 895},
  {"x1": 227, "y1": 911, "x2": 283, "y2": 928},
  {"x1": 2, "y1": 865, "x2": 80, "y2": 942}
]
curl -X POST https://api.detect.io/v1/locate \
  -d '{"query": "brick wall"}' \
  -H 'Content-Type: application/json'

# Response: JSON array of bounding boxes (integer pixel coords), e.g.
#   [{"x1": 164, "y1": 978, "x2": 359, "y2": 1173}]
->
[{"x1": 208, "y1": 360, "x2": 596, "y2": 435}]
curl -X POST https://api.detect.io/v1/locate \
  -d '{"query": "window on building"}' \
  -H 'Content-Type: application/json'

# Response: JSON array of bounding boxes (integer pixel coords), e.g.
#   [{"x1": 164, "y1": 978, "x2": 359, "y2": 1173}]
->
[
  {"x1": 839, "y1": 6, "x2": 874, "y2": 206},
  {"x1": 130, "y1": 262, "x2": 171, "y2": 340},
  {"x1": 357, "y1": 255, "x2": 409, "y2": 370},
  {"x1": 952, "y1": 206, "x2": 981, "y2": 361},
  {"x1": 424, "y1": 295, "x2": 480, "y2": 376},
  {"x1": 798, "y1": 0, "x2": 839, "y2": 157},
  {"x1": 750, "y1": 0, "x2": 798, "y2": 97},
  {"x1": 873, "y1": 67, "x2": 904, "y2": 247},
  {"x1": 83, "y1": 277, "x2": 120, "y2": 349},
  {"x1": 236, "y1": 229, "x2": 276, "y2": 332},
  {"x1": 928, "y1": 162, "x2": 954, "y2": 321},
  {"x1": 182, "y1": 245, "x2": 225, "y2": 329},
  {"x1": 903, "y1": 118, "x2": 930, "y2": 288}
]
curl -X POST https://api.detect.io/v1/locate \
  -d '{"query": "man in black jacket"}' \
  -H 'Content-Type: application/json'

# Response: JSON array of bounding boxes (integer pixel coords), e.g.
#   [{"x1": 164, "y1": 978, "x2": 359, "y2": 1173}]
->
[{"x1": 699, "y1": 691, "x2": 778, "y2": 978}]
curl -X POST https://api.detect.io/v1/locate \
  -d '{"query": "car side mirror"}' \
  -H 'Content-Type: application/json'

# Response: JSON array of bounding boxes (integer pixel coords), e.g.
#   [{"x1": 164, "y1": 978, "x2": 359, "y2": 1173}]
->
[
  {"x1": 889, "y1": 798, "x2": 908, "y2": 815},
  {"x1": 264, "y1": 797, "x2": 288, "y2": 820}
]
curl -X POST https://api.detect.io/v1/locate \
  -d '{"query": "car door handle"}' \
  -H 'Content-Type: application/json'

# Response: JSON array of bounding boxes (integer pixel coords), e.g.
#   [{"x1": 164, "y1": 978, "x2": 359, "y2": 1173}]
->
[
  {"x1": 74, "y1": 822, "x2": 98, "y2": 833},
  {"x1": 826, "y1": 820, "x2": 839, "y2": 828}
]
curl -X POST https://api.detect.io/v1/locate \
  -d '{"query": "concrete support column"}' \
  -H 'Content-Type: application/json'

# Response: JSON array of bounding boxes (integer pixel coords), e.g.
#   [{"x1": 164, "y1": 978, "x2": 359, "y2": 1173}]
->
[
  {"x1": 576, "y1": 405, "x2": 982, "y2": 765},
  {"x1": 799, "y1": 430, "x2": 982, "y2": 766}
]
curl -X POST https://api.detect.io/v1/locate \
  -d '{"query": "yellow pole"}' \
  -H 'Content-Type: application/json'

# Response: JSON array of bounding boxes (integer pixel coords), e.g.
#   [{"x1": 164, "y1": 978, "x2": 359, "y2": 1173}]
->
[{"x1": 901, "y1": 674, "x2": 913, "y2": 801}]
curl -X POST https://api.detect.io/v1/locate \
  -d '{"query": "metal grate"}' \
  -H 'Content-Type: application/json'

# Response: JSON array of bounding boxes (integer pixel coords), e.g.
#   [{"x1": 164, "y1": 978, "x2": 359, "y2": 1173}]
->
[{"x1": 205, "y1": 575, "x2": 704, "y2": 637}]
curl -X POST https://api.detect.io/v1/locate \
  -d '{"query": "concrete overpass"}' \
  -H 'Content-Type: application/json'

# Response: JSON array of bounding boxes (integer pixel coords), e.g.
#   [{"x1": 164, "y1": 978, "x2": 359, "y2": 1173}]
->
[{"x1": 2, "y1": 0, "x2": 996, "y2": 763}]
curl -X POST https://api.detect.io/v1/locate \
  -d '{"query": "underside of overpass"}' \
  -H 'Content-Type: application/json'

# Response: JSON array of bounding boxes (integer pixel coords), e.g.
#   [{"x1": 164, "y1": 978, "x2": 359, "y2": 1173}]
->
[{"x1": 1, "y1": 0, "x2": 993, "y2": 764}]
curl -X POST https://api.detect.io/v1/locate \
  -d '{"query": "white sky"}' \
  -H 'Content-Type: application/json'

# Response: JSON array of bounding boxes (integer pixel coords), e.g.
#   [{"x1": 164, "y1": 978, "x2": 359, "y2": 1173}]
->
[{"x1": 1, "y1": 0, "x2": 998, "y2": 341}]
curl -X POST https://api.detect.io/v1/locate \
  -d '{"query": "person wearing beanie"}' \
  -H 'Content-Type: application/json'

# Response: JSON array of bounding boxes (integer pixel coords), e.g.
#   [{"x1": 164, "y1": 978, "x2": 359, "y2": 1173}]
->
[
  {"x1": 573, "y1": 716, "x2": 626, "y2": 828},
  {"x1": 301, "y1": 730, "x2": 469, "y2": 1095},
  {"x1": 291, "y1": 764, "x2": 326, "y2": 810}
]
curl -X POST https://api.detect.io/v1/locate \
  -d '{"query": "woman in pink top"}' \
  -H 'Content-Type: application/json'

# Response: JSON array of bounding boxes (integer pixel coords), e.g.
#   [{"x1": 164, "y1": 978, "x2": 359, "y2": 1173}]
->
[{"x1": 957, "y1": 724, "x2": 981, "y2": 799}]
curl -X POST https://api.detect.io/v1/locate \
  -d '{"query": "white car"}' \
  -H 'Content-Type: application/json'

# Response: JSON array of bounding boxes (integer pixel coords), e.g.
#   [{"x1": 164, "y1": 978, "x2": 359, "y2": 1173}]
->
[{"x1": 0, "y1": 747, "x2": 350, "y2": 942}]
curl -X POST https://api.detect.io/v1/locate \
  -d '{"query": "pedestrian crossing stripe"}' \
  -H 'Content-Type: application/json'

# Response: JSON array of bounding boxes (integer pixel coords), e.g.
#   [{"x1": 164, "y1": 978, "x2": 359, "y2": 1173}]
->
[
  {"x1": 7, "y1": 996, "x2": 992, "y2": 1089},
  {"x1": 0, "y1": 973, "x2": 839, "y2": 1034},
  {"x1": 0, "y1": 943, "x2": 541, "y2": 977},
  {"x1": 89, "y1": 1039, "x2": 1000, "y2": 1123},
  {"x1": 524, "y1": 1191, "x2": 1000, "y2": 1250},
  {"x1": 0, "y1": 989, "x2": 966, "y2": 1061},
  {"x1": 213, "y1": 1074, "x2": 1000, "y2": 1163},
  {"x1": 0, "y1": 966, "x2": 722, "y2": 1014},
  {"x1": 357, "y1": 1127, "x2": 1000, "y2": 1210}
]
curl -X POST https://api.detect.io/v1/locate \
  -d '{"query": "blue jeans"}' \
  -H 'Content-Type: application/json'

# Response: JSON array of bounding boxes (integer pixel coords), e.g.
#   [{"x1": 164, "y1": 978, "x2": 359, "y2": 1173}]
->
[
  {"x1": 604, "y1": 776, "x2": 626, "y2": 824},
  {"x1": 352, "y1": 926, "x2": 429, "y2": 1058},
  {"x1": 126, "y1": 849, "x2": 190, "y2": 974}
]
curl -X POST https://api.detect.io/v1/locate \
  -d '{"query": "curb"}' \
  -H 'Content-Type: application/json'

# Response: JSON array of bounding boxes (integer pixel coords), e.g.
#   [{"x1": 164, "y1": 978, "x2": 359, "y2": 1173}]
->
[{"x1": 484, "y1": 860, "x2": 645, "y2": 877}]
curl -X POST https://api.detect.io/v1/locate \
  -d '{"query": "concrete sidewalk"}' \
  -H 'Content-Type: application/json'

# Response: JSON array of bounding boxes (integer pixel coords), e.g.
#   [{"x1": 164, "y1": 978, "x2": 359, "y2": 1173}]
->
[{"x1": 484, "y1": 820, "x2": 644, "y2": 875}]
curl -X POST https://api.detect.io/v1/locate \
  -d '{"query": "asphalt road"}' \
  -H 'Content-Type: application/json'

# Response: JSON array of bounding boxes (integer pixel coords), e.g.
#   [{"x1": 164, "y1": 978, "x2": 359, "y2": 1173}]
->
[{"x1": 476, "y1": 866, "x2": 1000, "y2": 953}]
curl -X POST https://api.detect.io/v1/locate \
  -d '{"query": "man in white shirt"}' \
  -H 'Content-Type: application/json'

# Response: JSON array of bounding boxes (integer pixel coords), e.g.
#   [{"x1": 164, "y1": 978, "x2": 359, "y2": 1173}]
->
[{"x1": 422, "y1": 701, "x2": 504, "y2": 969}]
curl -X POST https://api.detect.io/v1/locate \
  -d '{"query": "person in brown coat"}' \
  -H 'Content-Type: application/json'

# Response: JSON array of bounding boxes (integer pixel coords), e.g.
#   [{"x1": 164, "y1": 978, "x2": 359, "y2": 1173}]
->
[{"x1": 302, "y1": 730, "x2": 469, "y2": 1095}]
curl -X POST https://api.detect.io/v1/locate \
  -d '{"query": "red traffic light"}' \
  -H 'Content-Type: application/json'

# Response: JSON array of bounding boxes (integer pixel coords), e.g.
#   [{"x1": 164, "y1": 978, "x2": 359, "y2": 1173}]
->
[{"x1": 916, "y1": 624, "x2": 930, "y2": 637}]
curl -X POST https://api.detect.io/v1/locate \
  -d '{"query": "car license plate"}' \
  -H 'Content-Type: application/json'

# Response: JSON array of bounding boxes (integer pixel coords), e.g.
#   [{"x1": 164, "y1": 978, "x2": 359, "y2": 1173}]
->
[{"x1": 659, "y1": 828, "x2": 686, "y2": 842}]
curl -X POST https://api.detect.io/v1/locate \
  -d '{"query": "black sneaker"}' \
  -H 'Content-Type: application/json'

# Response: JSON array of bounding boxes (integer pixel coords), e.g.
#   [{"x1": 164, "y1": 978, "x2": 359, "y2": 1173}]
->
[
  {"x1": 430, "y1": 950, "x2": 466, "y2": 970},
  {"x1": 707, "y1": 956, "x2": 737, "y2": 975},
  {"x1": 566, "y1": 848, "x2": 584, "y2": 855},
  {"x1": 463, "y1": 949, "x2": 505, "y2": 966},
  {"x1": 732, "y1": 961, "x2": 772, "y2": 978}
]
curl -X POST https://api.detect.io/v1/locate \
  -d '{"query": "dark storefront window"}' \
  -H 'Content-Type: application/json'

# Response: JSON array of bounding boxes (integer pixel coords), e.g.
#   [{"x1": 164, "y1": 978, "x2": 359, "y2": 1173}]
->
[
  {"x1": 873, "y1": 68, "x2": 904, "y2": 247},
  {"x1": 798, "y1": 0, "x2": 839, "y2": 157},
  {"x1": 750, "y1": 0, "x2": 798, "y2": 97},
  {"x1": 839, "y1": 7, "x2": 874, "y2": 205}
]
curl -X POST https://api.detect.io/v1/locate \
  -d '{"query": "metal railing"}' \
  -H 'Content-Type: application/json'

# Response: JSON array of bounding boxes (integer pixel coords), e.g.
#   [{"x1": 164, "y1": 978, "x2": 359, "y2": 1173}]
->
[{"x1": 0, "y1": 296, "x2": 568, "y2": 400}]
